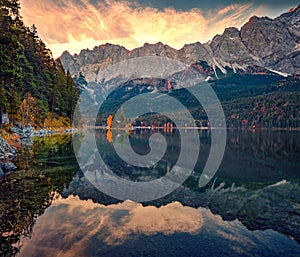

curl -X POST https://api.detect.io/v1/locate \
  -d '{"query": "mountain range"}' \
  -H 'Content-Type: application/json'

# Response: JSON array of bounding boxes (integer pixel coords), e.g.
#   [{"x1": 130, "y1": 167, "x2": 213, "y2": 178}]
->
[
  {"x1": 60, "y1": 4, "x2": 300, "y2": 81},
  {"x1": 60, "y1": 5, "x2": 300, "y2": 129}
]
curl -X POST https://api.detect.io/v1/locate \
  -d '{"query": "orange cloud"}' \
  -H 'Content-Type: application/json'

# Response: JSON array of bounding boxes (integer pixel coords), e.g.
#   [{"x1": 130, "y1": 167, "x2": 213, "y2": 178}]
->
[{"x1": 20, "y1": 0, "x2": 267, "y2": 58}]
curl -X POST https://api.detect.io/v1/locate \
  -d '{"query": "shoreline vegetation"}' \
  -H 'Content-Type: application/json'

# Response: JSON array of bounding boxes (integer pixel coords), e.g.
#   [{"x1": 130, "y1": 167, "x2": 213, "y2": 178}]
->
[
  {"x1": 0, "y1": 0, "x2": 79, "y2": 176},
  {"x1": 92, "y1": 126, "x2": 300, "y2": 131},
  {"x1": 0, "y1": 0, "x2": 80, "y2": 175},
  {"x1": 1, "y1": 121, "x2": 298, "y2": 176},
  {"x1": 0, "y1": 124, "x2": 77, "y2": 177},
  {"x1": 0, "y1": 0, "x2": 80, "y2": 137}
]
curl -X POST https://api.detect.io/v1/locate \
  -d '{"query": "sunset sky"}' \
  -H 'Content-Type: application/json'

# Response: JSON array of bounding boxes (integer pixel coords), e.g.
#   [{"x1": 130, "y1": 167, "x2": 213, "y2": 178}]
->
[{"x1": 20, "y1": 0, "x2": 299, "y2": 58}]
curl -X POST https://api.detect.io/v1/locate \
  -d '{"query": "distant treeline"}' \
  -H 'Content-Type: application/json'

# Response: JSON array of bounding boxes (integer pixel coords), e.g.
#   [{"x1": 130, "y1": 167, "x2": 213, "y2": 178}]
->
[
  {"x1": 93, "y1": 74, "x2": 300, "y2": 129},
  {"x1": 0, "y1": 0, "x2": 79, "y2": 127}
]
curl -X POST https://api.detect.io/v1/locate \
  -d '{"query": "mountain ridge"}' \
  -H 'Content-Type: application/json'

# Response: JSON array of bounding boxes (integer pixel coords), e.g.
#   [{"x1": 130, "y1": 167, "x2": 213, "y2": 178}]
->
[{"x1": 60, "y1": 4, "x2": 300, "y2": 81}]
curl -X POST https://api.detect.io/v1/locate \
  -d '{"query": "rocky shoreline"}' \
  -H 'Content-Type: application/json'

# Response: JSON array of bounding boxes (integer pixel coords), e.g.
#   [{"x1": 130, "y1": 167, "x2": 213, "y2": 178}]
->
[
  {"x1": 9, "y1": 123, "x2": 77, "y2": 138},
  {"x1": 0, "y1": 136, "x2": 17, "y2": 177},
  {"x1": 0, "y1": 124, "x2": 77, "y2": 177}
]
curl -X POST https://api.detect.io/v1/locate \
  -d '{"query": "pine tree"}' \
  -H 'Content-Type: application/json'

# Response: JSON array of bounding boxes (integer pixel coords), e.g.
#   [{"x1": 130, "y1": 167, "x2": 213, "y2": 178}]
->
[{"x1": 0, "y1": 0, "x2": 80, "y2": 127}]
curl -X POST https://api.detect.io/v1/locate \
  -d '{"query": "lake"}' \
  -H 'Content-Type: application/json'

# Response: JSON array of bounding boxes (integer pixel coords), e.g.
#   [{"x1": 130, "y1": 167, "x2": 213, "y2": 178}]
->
[{"x1": 0, "y1": 130, "x2": 299, "y2": 257}]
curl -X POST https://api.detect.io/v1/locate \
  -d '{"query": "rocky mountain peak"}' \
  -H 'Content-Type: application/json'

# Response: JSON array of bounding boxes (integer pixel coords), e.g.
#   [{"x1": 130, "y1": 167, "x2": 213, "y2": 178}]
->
[
  {"x1": 286, "y1": 4, "x2": 300, "y2": 15},
  {"x1": 60, "y1": 5, "x2": 300, "y2": 79},
  {"x1": 61, "y1": 50, "x2": 71, "y2": 58},
  {"x1": 210, "y1": 26, "x2": 258, "y2": 68},
  {"x1": 241, "y1": 8, "x2": 298, "y2": 73},
  {"x1": 223, "y1": 27, "x2": 240, "y2": 38},
  {"x1": 130, "y1": 42, "x2": 178, "y2": 59}
]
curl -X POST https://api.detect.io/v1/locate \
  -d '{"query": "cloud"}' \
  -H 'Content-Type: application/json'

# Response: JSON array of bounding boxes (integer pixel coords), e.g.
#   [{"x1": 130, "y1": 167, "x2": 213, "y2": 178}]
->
[
  {"x1": 217, "y1": 4, "x2": 241, "y2": 16},
  {"x1": 20, "y1": 0, "x2": 267, "y2": 58},
  {"x1": 18, "y1": 196, "x2": 204, "y2": 256}
]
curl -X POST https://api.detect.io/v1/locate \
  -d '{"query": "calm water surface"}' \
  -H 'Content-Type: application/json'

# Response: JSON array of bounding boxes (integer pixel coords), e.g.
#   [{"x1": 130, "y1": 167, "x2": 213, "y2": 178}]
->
[{"x1": 0, "y1": 130, "x2": 299, "y2": 257}]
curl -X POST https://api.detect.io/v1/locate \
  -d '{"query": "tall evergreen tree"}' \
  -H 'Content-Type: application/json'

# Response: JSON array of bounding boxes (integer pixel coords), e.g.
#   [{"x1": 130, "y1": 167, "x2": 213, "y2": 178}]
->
[{"x1": 0, "y1": 0, "x2": 80, "y2": 127}]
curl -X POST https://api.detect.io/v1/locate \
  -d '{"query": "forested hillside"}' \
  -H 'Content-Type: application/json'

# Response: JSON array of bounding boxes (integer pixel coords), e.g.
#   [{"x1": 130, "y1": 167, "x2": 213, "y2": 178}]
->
[
  {"x1": 90, "y1": 74, "x2": 300, "y2": 129},
  {"x1": 0, "y1": 0, "x2": 79, "y2": 128}
]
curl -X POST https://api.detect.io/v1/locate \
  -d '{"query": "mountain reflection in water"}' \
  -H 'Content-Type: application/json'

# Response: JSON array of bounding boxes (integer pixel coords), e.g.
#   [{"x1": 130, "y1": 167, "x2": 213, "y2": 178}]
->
[{"x1": 0, "y1": 131, "x2": 299, "y2": 257}]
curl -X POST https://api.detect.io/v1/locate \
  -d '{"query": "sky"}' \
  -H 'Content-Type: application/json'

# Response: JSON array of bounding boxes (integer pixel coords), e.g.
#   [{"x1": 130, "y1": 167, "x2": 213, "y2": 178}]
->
[{"x1": 19, "y1": 0, "x2": 299, "y2": 58}]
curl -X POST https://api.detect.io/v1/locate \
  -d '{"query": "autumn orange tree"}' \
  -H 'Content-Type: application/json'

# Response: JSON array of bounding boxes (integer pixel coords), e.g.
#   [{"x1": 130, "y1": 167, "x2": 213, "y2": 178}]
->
[
  {"x1": 107, "y1": 114, "x2": 113, "y2": 128},
  {"x1": 106, "y1": 130, "x2": 112, "y2": 143},
  {"x1": 17, "y1": 92, "x2": 42, "y2": 127}
]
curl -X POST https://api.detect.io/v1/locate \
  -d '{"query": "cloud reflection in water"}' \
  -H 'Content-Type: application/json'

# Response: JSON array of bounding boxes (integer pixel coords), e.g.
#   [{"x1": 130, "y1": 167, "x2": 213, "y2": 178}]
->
[
  {"x1": 18, "y1": 195, "x2": 203, "y2": 256},
  {"x1": 17, "y1": 193, "x2": 300, "y2": 257}
]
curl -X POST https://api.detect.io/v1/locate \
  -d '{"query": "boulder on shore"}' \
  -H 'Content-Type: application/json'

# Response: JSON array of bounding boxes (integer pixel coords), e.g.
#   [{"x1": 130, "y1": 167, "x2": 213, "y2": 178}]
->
[
  {"x1": 0, "y1": 167, "x2": 4, "y2": 177},
  {"x1": 0, "y1": 136, "x2": 17, "y2": 159},
  {"x1": 0, "y1": 135, "x2": 18, "y2": 176},
  {"x1": 10, "y1": 124, "x2": 34, "y2": 139},
  {"x1": 0, "y1": 161, "x2": 17, "y2": 172}
]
